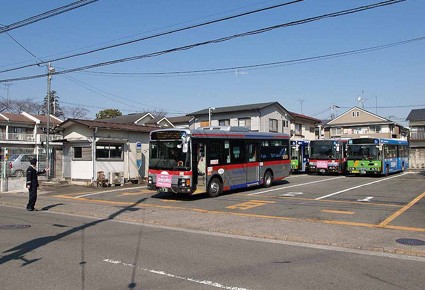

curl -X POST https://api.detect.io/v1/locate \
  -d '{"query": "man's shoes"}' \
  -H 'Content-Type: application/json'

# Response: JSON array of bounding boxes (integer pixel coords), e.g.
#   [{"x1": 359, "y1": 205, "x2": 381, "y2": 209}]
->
[{"x1": 26, "y1": 207, "x2": 34, "y2": 211}]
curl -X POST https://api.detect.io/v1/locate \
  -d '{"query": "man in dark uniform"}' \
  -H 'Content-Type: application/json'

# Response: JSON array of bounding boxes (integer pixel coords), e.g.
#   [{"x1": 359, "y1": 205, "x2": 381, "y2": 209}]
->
[{"x1": 26, "y1": 158, "x2": 48, "y2": 211}]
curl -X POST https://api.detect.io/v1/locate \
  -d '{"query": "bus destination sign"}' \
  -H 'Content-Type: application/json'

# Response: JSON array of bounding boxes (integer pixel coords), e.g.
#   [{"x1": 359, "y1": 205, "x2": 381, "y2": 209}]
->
[{"x1": 151, "y1": 130, "x2": 184, "y2": 140}]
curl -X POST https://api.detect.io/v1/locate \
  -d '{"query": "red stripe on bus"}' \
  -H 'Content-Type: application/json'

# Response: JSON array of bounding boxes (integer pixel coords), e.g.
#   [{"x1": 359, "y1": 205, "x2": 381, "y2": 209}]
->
[{"x1": 148, "y1": 169, "x2": 193, "y2": 176}]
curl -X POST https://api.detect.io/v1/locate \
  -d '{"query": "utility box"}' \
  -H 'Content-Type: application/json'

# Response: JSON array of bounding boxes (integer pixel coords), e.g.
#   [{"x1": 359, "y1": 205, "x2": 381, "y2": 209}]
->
[{"x1": 110, "y1": 171, "x2": 124, "y2": 186}]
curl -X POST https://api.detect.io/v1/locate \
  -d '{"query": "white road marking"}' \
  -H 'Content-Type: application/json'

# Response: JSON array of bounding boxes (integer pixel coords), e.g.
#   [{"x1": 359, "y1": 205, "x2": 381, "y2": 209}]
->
[
  {"x1": 358, "y1": 197, "x2": 374, "y2": 202},
  {"x1": 280, "y1": 192, "x2": 303, "y2": 197},
  {"x1": 315, "y1": 173, "x2": 409, "y2": 200},
  {"x1": 248, "y1": 176, "x2": 345, "y2": 195},
  {"x1": 76, "y1": 186, "x2": 146, "y2": 198},
  {"x1": 103, "y1": 259, "x2": 250, "y2": 290}
]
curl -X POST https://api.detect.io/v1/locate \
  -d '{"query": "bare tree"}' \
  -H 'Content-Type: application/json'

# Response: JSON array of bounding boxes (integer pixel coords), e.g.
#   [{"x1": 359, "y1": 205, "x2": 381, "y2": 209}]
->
[{"x1": 63, "y1": 106, "x2": 89, "y2": 119}]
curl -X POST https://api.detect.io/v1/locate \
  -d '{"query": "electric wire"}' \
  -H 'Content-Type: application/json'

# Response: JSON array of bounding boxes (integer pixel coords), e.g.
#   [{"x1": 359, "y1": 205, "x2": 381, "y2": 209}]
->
[
  {"x1": 75, "y1": 36, "x2": 425, "y2": 77},
  {"x1": 0, "y1": 0, "x2": 98, "y2": 34},
  {"x1": 0, "y1": 0, "x2": 407, "y2": 83},
  {"x1": 0, "y1": 0, "x2": 303, "y2": 74}
]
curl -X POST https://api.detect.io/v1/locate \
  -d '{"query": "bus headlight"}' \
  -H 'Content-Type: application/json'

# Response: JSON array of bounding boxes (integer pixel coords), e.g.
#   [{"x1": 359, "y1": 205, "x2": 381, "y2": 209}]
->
[
  {"x1": 148, "y1": 176, "x2": 153, "y2": 184},
  {"x1": 179, "y1": 178, "x2": 191, "y2": 187}
]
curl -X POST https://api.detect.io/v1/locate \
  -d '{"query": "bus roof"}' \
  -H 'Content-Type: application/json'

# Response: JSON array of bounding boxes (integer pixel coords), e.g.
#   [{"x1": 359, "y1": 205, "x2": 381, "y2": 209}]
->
[{"x1": 150, "y1": 127, "x2": 289, "y2": 140}]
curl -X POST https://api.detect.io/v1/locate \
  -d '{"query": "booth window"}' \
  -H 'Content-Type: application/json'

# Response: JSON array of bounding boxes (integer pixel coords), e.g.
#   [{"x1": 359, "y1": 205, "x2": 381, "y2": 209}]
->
[
  {"x1": 96, "y1": 144, "x2": 123, "y2": 160},
  {"x1": 74, "y1": 147, "x2": 82, "y2": 158}
]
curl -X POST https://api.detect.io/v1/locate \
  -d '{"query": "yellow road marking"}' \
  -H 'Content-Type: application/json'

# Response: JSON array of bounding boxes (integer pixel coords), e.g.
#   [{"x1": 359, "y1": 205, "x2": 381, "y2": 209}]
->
[
  {"x1": 119, "y1": 192, "x2": 145, "y2": 196},
  {"x1": 51, "y1": 194, "x2": 425, "y2": 233},
  {"x1": 161, "y1": 199, "x2": 181, "y2": 203},
  {"x1": 378, "y1": 191, "x2": 425, "y2": 228},
  {"x1": 321, "y1": 209, "x2": 355, "y2": 215},
  {"x1": 234, "y1": 194, "x2": 401, "y2": 208},
  {"x1": 227, "y1": 200, "x2": 275, "y2": 210}
]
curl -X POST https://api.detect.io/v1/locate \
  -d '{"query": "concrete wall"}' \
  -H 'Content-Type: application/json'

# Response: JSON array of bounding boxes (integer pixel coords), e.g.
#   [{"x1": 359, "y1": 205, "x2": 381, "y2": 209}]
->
[{"x1": 409, "y1": 148, "x2": 425, "y2": 169}]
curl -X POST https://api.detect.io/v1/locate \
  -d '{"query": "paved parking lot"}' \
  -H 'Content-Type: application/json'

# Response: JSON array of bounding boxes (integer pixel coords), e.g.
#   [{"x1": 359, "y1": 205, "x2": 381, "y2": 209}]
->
[{"x1": 50, "y1": 171, "x2": 425, "y2": 233}]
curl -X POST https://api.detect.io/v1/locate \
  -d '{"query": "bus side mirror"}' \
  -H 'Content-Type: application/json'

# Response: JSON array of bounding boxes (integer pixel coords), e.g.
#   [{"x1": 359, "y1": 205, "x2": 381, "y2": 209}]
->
[{"x1": 182, "y1": 143, "x2": 188, "y2": 153}]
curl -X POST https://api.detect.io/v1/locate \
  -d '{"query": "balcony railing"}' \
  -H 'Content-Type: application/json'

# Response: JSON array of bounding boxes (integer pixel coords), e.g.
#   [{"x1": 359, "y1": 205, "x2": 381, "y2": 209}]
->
[
  {"x1": 410, "y1": 131, "x2": 425, "y2": 140},
  {"x1": 0, "y1": 133, "x2": 63, "y2": 142}
]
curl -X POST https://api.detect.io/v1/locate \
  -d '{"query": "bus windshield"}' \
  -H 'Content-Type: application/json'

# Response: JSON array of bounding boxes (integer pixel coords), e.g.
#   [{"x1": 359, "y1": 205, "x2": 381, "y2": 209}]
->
[
  {"x1": 347, "y1": 145, "x2": 380, "y2": 160},
  {"x1": 149, "y1": 141, "x2": 191, "y2": 170},
  {"x1": 290, "y1": 145, "x2": 298, "y2": 160},
  {"x1": 310, "y1": 141, "x2": 337, "y2": 160}
]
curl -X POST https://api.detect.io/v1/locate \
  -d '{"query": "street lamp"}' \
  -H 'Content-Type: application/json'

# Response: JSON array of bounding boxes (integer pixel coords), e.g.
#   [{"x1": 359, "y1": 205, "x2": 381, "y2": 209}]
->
[{"x1": 208, "y1": 107, "x2": 215, "y2": 127}]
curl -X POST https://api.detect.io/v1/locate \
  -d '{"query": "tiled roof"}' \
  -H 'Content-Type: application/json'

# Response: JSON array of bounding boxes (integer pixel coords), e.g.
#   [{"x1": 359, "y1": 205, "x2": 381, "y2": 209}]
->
[
  {"x1": 406, "y1": 109, "x2": 425, "y2": 121},
  {"x1": 1, "y1": 113, "x2": 33, "y2": 123},
  {"x1": 290, "y1": 112, "x2": 321, "y2": 123},
  {"x1": 167, "y1": 115, "x2": 194, "y2": 124},
  {"x1": 59, "y1": 119, "x2": 157, "y2": 133},
  {"x1": 98, "y1": 113, "x2": 150, "y2": 124},
  {"x1": 187, "y1": 102, "x2": 282, "y2": 116}
]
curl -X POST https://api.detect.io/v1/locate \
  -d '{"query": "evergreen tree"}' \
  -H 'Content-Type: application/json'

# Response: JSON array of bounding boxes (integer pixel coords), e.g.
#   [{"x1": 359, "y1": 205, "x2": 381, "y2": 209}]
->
[
  {"x1": 42, "y1": 90, "x2": 64, "y2": 118},
  {"x1": 96, "y1": 108, "x2": 122, "y2": 119}
]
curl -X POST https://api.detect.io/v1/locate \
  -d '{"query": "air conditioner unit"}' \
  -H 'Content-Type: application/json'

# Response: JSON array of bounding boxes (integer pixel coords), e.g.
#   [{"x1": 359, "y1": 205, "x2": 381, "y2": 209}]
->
[{"x1": 110, "y1": 171, "x2": 124, "y2": 186}]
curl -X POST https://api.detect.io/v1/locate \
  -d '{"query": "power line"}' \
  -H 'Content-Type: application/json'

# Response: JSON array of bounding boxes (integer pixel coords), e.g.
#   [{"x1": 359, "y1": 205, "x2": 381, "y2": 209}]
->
[
  {"x1": 0, "y1": 0, "x2": 303, "y2": 74},
  {"x1": 76, "y1": 36, "x2": 424, "y2": 77},
  {"x1": 0, "y1": 0, "x2": 98, "y2": 34},
  {"x1": 0, "y1": 0, "x2": 407, "y2": 83}
]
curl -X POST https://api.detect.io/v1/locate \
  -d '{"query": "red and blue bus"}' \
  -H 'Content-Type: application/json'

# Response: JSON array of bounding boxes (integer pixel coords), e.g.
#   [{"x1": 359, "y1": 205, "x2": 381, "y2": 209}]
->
[
  {"x1": 290, "y1": 140, "x2": 309, "y2": 173},
  {"x1": 148, "y1": 127, "x2": 290, "y2": 197},
  {"x1": 346, "y1": 138, "x2": 409, "y2": 176},
  {"x1": 308, "y1": 139, "x2": 348, "y2": 174}
]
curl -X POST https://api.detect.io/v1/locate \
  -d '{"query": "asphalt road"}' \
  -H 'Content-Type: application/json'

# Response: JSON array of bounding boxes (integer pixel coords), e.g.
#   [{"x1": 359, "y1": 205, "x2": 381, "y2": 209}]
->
[
  {"x1": 1, "y1": 206, "x2": 425, "y2": 290},
  {"x1": 43, "y1": 171, "x2": 425, "y2": 232}
]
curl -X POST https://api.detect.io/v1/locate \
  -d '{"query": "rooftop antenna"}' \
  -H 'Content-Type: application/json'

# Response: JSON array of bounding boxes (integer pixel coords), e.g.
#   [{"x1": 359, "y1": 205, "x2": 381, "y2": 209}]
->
[
  {"x1": 298, "y1": 99, "x2": 305, "y2": 114},
  {"x1": 357, "y1": 95, "x2": 366, "y2": 108},
  {"x1": 330, "y1": 105, "x2": 340, "y2": 119}
]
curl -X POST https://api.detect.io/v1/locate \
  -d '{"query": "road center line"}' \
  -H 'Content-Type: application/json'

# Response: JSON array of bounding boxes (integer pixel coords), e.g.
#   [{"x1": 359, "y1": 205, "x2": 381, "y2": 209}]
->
[
  {"x1": 315, "y1": 173, "x2": 408, "y2": 200},
  {"x1": 103, "y1": 259, "x2": 250, "y2": 290},
  {"x1": 248, "y1": 176, "x2": 345, "y2": 195}
]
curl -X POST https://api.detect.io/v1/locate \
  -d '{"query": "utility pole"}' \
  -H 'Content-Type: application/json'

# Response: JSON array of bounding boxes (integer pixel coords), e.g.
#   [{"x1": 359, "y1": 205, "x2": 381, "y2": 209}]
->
[
  {"x1": 46, "y1": 63, "x2": 55, "y2": 180},
  {"x1": 4, "y1": 83, "x2": 12, "y2": 102}
]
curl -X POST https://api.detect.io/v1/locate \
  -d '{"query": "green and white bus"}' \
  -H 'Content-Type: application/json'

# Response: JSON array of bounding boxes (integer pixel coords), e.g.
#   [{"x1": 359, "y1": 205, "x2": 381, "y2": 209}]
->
[{"x1": 346, "y1": 138, "x2": 409, "y2": 176}]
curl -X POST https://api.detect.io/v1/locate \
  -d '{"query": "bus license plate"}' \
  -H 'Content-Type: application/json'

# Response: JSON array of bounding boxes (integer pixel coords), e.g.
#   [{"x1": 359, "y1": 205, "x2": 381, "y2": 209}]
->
[{"x1": 159, "y1": 187, "x2": 169, "y2": 192}]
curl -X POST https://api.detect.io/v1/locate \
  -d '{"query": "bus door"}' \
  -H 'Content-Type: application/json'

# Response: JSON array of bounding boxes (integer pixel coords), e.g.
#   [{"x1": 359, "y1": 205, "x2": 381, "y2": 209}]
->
[
  {"x1": 246, "y1": 142, "x2": 260, "y2": 186},
  {"x1": 229, "y1": 140, "x2": 247, "y2": 188},
  {"x1": 194, "y1": 142, "x2": 206, "y2": 192}
]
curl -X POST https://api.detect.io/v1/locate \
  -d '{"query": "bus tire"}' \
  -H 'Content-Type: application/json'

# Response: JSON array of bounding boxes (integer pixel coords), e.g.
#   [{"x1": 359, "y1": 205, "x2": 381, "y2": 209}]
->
[
  {"x1": 207, "y1": 177, "x2": 222, "y2": 198},
  {"x1": 263, "y1": 171, "x2": 273, "y2": 188}
]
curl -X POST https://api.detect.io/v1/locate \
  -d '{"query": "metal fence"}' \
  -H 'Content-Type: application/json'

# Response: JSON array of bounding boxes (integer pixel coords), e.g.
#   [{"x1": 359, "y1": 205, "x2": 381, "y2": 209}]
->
[{"x1": 1, "y1": 147, "x2": 47, "y2": 177}]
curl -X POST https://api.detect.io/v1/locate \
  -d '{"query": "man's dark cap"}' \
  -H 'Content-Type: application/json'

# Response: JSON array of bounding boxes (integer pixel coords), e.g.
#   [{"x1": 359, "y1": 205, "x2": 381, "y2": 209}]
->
[{"x1": 30, "y1": 158, "x2": 37, "y2": 165}]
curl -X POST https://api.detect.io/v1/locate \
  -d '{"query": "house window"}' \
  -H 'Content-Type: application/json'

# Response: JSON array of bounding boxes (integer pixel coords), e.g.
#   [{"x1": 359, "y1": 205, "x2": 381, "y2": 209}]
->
[
  {"x1": 269, "y1": 119, "x2": 278, "y2": 132},
  {"x1": 282, "y1": 120, "x2": 289, "y2": 128},
  {"x1": 219, "y1": 119, "x2": 230, "y2": 126},
  {"x1": 331, "y1": 128, "x2": 342, "y2": 136},
  {"x1": 74, "y1": 147, "x2": 82, "y2": 158},
  {"x1": 96, "y1": 144, "x2": 123, "y2": 160},
  {"x1": 309, "y1": 126, "x2": 315, "y2": 133},
  {"x1": 295, "y1": 124, "x2": 302, "y2": 135},
  {"x1": 238, "y1": 118, "x2": 251, "y2": 129}
]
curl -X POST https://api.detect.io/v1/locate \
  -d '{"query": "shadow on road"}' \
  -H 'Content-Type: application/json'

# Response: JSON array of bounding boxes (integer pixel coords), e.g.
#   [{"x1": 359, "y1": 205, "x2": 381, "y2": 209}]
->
[{"x1": 1, "y1": 197, "x2": 148, "y2": 289}]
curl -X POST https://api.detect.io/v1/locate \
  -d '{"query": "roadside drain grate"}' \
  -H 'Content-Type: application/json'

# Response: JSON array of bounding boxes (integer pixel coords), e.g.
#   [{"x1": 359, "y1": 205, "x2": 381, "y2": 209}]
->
[
  {"x1": 0, "y1": 224, "x2": 31, "y2": 230},
  {"x1": 396, "y1": 238, "x2": 425, "y2": 246}
]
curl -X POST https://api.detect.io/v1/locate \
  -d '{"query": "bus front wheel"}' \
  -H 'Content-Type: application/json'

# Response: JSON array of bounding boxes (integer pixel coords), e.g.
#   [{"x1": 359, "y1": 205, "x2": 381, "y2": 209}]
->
[
  {"x1": 263, "y1": 171, "x2": 273, "y2": 188},
  {"x1": 207, "y1": 178, "x2": 222, "y2": 198}
]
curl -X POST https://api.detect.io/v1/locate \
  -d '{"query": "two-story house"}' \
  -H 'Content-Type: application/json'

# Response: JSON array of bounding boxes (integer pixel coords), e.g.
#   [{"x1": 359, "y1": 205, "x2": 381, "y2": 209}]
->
[
  {"x1": 406, "y1": 108, "x2": 425, "y2": 169},
  {"x1": 323, "y1": 107, "x2": 407, "y2": 139},
  {"x1": 0, "y1": 112, "x2": 63, "y2": 174},
  {"x1": 187, "y1": 102, "x2": 293, "y2": 135}
]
